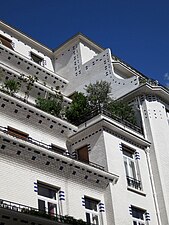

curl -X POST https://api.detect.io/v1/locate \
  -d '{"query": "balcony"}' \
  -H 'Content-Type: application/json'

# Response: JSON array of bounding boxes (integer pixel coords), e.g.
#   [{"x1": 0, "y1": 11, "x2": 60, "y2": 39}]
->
[
  {"x1": 0, "y1": 199, "x2": 88, "y2": 225},
  {"x1": 0, "y1": 125, "x2": 119, "y2": 187},
  {"x1": 73, "y1": 107, "x2": 143, "y2": 134},
  {"x1": 0, "y1": 125, "x2": 104, "y2": 172},
  {"x1": 0, "y1": 42, "x2": 68, "y2": 91},
  {"x1": 126, "y1": 176, "x2": 142, "y2": 190}
]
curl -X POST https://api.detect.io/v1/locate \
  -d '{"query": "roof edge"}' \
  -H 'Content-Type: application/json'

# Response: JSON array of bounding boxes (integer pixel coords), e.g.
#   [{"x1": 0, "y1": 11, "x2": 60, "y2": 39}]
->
[{"x1": 0, "y1": 20, "x2": 53, "y2": 55}]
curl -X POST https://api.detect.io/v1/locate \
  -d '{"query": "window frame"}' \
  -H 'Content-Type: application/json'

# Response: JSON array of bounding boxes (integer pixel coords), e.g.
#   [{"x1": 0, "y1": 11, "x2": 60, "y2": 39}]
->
[
  {"x1": 122, "y1": 145, "x2": 142, "y2": 190},
  {"x1": 84, "y1": 196, "x2": 100, "y2": 225},
  {"x1": 76, "y1": 145, "x2": 89, "y2": 163},
  {"x1": 0, "y1": 34, "x2": 14, "y2": 50},
  {"x1": 131, "y1": 206, "x2": 146, "y2": 225},
  {"x1": 37, "y1": 182, "x2": 59, "y2": 216},
  {"x1": 30, "y1": 52, "x2": 44, "y2": 66},
  {"x1": 123, "y1": 150, "x2": 137, "y2": 179},
  {"x1": 7, "y1": 126, "x2": 29, "y2": 140}
]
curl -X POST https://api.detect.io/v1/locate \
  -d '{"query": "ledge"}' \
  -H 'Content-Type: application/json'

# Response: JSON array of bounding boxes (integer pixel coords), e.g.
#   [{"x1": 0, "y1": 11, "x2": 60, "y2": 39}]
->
[
  {"x1": 0, "y1": 90, "x2": 77, "y2": 136},
  {"x1": 0, "y1": 198, "x2": 86, "y2": 225},
  {"x1": 73, "y1": 114, "x2": 150, "y2": 149},
  {"x1": 0, "y1": 131, "x2": 119, "y2": 186},
  {"x1": 0, "y1": 43, "x2": 68, "y2": 90},
  {"x1": 127, "y1": 186, "x2": 146, "y2": 196}
]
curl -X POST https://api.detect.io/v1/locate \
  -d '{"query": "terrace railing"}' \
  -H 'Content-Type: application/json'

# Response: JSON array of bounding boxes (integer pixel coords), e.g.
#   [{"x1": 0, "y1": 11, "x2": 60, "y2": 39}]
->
[
  {"x1": 0, "y1": 125, "x2": 105, "y2": 171},
  {"x1": 0, "y1": 198, "x2": 88, "y2": 225}
]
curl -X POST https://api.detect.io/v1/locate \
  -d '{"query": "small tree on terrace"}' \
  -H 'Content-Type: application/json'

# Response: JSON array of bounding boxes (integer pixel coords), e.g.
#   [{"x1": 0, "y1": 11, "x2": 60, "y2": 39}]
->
[
  {"x1": 36, "y1": 92, "x2": 63, "y2": 117},
  {"x1": 85, "y1": 80, "x2": 112, "y2": 110},
  {"x1": 107, "y1": 100, "x2": 136, "y2": 124},
  {"x1": 65, "y1": 92, "x2": 90, "y2": 124},
  {"x1": 2, "y1": 79, "x2": 21, "y2": 96}
]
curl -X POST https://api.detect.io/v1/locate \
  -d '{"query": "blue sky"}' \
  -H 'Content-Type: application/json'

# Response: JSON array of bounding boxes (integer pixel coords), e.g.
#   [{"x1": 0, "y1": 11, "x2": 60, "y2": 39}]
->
[{"x1": 1, "y1": 0, "x2": 169, "y2": 86}]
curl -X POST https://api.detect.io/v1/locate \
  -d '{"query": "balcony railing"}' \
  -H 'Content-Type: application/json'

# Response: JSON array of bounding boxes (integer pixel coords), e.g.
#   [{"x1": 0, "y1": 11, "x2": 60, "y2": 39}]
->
[
  {"x1": 0, "y1": 198, "x2": 88, "y2": 225},
  {"x1": 0, "y1": 125, "x2": 105, "y2": 171},
  {"x1": 126, "y1": 176, "x2": 142, "y2": 190},
  {"x1": 0, "y1": 86, "x2": 143, "y2": 135},
  {"x1": 72, "y1": 107, "x2": 143, "y2": 134}
]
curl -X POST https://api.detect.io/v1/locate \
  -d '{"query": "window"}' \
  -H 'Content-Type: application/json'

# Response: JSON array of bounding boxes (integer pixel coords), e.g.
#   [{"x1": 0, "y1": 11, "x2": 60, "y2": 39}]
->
[
  {"x1": 84, "y1": 197, "x2": 99, "y2": 225},
  {"x1": 131, "y1": 206, "x2": 146, "y2": 225},
  {"x1": 122, "y1": 145, "x2": 141, "y2": 190},
  {"x1": 0, "y1": 34, "x2": 13, "y2": 50},
  {"x1": 7, "y1": 126, "x2": 29, "y2": 140},
  {"x1": 51, "y1": 144, "x2": 66, "y2": 154},
  {"x1": 31, "y1": 52, "x2": 44, "y2": 65},
  {"x1": 37, "y1": 182, "x2": 58, "y2": 216},
  {"x1": 77, "y1": 145, "x2": 89, "y2": 163}
]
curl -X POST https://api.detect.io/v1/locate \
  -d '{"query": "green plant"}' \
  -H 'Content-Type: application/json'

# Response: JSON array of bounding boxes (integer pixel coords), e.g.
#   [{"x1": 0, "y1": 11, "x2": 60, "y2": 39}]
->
[
  {"x1": 24, "y1": 75, "x2": 38, "y2": 100},
  {"x1": 2, "y1": 79, "x2": 21, "y2": 95},
  {"x1": 85, "y1": 80, "x2": 112, "y2": 109},
  {"x1": 64, "y1": 215, "x2": 76, "y2": 224},
  {"x1": 65, "y1": 81, "x2": 137, "y2": 125},
  {"x1": 139, "y1": 77, "x2": 147, "y2": 84},
  {"x1": 76, "y1": 219, "x2": 88, "y2": 225},
  {"x1": 107, "y1": 100, "x2": 136, "y2": 124},
  {"x1": 64, "y1": 216, "x2": 88, "y2": 225},
  {"x1": 65, "y1": 92, "x2": 90, "y2": 124},
  {"x1": 36, "y1": 92, "x2": 63, "y2": 117},
  {"x1": 0, "y1": 68, "x2": 4, "y2": 82}
]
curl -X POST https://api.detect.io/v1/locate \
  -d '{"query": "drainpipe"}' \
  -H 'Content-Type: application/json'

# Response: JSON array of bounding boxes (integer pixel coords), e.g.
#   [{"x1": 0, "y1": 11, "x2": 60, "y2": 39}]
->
[{"x1": 145, "y1": 147, "x2": 161, "y2": 225}]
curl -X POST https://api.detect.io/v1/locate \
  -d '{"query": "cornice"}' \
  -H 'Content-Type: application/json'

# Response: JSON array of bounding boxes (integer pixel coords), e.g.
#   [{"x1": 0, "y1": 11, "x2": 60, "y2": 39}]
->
[{"x1": 119, "y1": 83, "x2": 169, "y2": 104}]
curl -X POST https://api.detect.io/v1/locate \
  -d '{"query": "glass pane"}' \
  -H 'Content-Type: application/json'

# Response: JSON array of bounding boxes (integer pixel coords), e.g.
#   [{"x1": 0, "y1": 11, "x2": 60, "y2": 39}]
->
[
  {"x1": 38, "y1": 199, "x2": 45, "y2": 212},
  {"x1": 123, "y1": 150, "x2": 133, "y2": 158},
  {"x1": 132, "y1": 207, "x2": 144, "y2": 220},
  {"x1": 124, "y1": 157, "x2": 129, "y2": 176},
  {"x1": 91, "y1": 201, "x2": 97, "y2": 211},
  {"x1": 92, "y1": 214, "x2": 99, "y2": 225},
  {"x1": 38, "y1": 184, "x2": 56, "y2": 199},
  {"x1": 85, "y1": 198, "x2": 97, "y2": 211},
  {"x1": 48, "y1": 202, "x2": 57, "y2": 215},
  {"x1": 86, "y1": 212, "x2": 91, "y2": 224},
  {"x1": 129, "y1": 160, "x2": 136, "y2": 179}
]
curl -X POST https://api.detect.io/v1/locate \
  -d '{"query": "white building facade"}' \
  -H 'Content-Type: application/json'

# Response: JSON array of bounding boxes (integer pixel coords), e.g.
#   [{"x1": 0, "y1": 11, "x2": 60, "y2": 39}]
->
[{"x1": 0, "y1": 20, "x2": 168, "y2": 225}]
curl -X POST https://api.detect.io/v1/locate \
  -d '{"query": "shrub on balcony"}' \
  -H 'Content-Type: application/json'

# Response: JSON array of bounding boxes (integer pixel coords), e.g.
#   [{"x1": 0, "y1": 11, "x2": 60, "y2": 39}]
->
[
  {"x1": 64, "y1": 215, "x2": 88, "y2": 225},
  {"x1": 1, "y1": 79, "x2": 21, "y2": 96},
  {"x1": 65, "y1": 92, "x2": 90, "y2": 124},
  {"x1": 107, "y1": 100, "x2": 136, "y2": 124},
  {"x1": 65, "y1": 81, "x2": 136, "y2": 125},
  {"x1": 36, "y1": 92, "x2": 63, "y2": 117},
  {"x1": 21, "y1": 74, "x2": 38, "y2": 100}
]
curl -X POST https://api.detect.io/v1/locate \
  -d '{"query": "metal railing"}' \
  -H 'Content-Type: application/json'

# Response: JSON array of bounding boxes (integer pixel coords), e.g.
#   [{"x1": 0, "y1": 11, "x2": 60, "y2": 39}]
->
[
  {"x1": 72, "y1": 107, "x2": 143, "y2": 134},
  {"x1": 0, "y1": 198, "x2": 88, "y2": 224},
  {"x1": 0, "y1": 87, "x2": 143, "y2": 134},
  {"x1": 0, "y1": 125, "x2": 51, "y2": 150},
  {"x1": 126, "y1": 176, "x2": 142, "y2": 190},
  {"x1": 0, "y1": 125, "x2": 105, "y2": 171}
]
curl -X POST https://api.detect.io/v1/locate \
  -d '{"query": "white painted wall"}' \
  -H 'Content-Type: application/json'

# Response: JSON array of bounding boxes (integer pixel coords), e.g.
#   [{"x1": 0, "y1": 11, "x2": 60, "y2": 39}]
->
[
  {"x1": 79, "y1": 42, "x2": 97, "y2": 65},
  {"x1": 70, "y1": 121, "x2": 159, "y2": 225},
  {"x1": 54, "y1": 40, "x2": 139, "y2": 98},
  {"x1": 0, "y1": 154, "x2": 106, "y2": 223},
  {"x1": 0, "y1": 30, "x2": 54, "y2": 71},
  {"x1": 103, "y1": 131, "x2": 159, "y2": 225},
  {"x1": 141, "y1": 97, "x2": 169, "y2": 225}
]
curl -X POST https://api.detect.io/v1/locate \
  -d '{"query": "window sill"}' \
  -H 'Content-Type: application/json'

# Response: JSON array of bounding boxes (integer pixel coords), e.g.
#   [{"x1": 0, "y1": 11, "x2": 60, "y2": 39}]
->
[{"x1": 127, "y1": 186, "x2": 146, "y2": 196}]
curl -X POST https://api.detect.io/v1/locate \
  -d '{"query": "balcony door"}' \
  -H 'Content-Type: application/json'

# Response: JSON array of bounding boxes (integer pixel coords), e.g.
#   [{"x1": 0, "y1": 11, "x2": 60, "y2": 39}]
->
[{"x1": 77, "y1": 145, "x2": 89, "y2": 163}]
